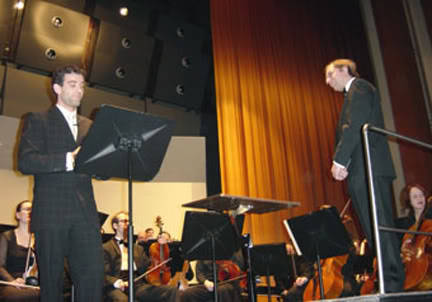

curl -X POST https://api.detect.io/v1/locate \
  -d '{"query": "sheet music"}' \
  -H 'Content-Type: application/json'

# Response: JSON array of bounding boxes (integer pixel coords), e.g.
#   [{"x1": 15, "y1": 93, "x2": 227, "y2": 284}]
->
[{"x1": 283, "y1": 220, "x2": 302, "y2": 256}]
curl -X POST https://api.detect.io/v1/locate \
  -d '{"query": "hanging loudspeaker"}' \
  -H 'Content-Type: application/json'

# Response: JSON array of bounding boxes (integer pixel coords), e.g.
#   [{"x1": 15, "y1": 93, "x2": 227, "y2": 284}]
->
[
  {"x1": 89, "y1": 21, "x2": 155, "y2": 95},
  {"x1": 15, "y1": 1, "x2": 89, "y2": 72}
]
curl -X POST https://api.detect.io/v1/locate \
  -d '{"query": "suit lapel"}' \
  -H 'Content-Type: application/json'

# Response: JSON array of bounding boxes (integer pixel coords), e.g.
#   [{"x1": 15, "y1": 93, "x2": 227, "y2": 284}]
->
[{"x1": 51, "y1": 106, "x2": 77, "y2": 145}]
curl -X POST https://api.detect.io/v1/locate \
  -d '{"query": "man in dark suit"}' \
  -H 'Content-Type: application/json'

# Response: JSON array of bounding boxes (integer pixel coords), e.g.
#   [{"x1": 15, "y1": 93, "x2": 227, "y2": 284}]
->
[
  {"x1": 325, "y1": 58, "x2": 405, "y2": 293},
  {"x1": 103, "y1": 211, "x2": 180, "y2": 302},
  {"x1": 18, "y1": 65, "x2": 104, "y2": 301}
]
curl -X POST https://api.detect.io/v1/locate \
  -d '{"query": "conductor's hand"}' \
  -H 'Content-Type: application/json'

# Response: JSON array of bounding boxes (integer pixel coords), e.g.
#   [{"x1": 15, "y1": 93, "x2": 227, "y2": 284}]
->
[
  {"x1": 331, "y1": 163, "x2": 348, "y2": 181},
  {"x1": 204, "y1": 280, "x2": 214, "y2": 292},
  {"x1": 71, "y1": 146, "x2": 81, "y2": 160}
]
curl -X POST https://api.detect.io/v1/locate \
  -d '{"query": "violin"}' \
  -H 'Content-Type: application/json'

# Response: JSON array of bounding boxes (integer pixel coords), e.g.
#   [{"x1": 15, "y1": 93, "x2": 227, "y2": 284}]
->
[
  {"x1": 146, "y1": 216, "x2": 172, "y2": 285},
  {"x1": 216, "y1": 260, "x2": 247, "y2": 288}
]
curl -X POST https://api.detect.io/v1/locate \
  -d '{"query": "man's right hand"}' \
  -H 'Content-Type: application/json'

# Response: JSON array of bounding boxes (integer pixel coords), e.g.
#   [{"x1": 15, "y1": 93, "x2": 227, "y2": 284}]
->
[{"x1": 71, "y1": 146, "x2": 81, "y2": 159}]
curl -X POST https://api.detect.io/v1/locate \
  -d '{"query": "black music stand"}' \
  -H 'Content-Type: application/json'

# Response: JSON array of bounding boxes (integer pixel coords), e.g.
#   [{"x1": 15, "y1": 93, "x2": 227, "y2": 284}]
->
[
  {"x1": 183, "y1": 193, "x2": 300, "y2": 302},
  {"x1": 251, "y1": 243, "x2": 289, "y2": 302},
  {"x1": 283, "y1": 206, "x2": 352, "y2": 300},
  {"x1": 75, "y1": 104, "x2": 174, "y2": 302},
  {"x1": 181, "y1": 211, "x2": 239, "y2": 302}
]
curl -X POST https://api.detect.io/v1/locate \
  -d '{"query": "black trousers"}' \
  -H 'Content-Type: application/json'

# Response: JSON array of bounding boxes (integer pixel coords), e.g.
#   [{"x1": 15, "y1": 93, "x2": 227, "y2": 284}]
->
[
  {"x1": 348, "y1": 175, "x2": 405, "y2": 293},
  {"x1": 106, "y1": 283, "x2": 180, "y2": 302},
  {"x1": 34, "y1": 208, "x2": 104, "y2": 302},
  {"x1": 180, "y1": 283, "x2": 242, "y2": 302}
]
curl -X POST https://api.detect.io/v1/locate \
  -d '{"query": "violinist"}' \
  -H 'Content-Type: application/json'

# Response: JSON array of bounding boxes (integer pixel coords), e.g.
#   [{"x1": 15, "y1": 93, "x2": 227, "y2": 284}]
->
[
  {"x1": 181, "y1": 249, "x2": 245, "y2": 302},
  {"x1": 274, "y1": 243, "x2": 314, "y2": 302},
  {"x1": 138, "y1": 228, "x2": 156, "y2": 244},
  {"x1": 0, "y1": 200, "x2": 39, "y2": 301},
  {"x1": 103, "y1": 211, "x2": 180, "y2": 302}
]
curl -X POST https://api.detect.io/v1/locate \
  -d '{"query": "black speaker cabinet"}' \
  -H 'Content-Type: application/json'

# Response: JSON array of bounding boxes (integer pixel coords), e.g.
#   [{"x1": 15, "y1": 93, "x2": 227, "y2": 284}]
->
[
  {"x1": 89, "y1": 21, "x2": 155, "y2": 95},
  {"x1": 151, "y1": 40, "x2": 209, "y2": 110},
  {"x1": 15, "y1": 1, "x2": 90, "y2": 72}
]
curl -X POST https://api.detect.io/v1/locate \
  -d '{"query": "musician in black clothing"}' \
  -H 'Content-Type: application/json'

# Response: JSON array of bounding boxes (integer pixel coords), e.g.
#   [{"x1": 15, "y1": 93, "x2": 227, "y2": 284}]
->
[
  {"x1": 180, "y1": 249, "x2": 244, "y2": 302},
  {"x1": 0, "y1": 201, "x2": 39, "y2": 302},
  {"x1": 274, "y1": 243, "x2": 314, "y2": 302},
  {"x1": 103, "y1": 211, "x2": 180, "y2": 302}
]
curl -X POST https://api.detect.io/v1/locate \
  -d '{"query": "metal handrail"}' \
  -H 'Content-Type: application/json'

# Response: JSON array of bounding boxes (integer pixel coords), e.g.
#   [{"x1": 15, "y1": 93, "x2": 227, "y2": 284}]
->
[{"x1": 362, "y1": 124, "x2": 432, "y2": 294}]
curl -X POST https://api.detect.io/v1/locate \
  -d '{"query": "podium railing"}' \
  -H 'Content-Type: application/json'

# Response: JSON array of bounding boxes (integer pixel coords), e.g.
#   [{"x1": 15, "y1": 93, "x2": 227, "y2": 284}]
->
[{"x1": 362, "y1": 124, "x2": 432, "y2": 294}]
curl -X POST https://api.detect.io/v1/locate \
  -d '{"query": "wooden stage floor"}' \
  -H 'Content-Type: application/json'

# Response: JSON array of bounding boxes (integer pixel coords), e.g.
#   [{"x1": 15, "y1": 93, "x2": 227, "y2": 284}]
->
[{"x1": 253, "y1": 290, "x2": 432, "y2": 302}]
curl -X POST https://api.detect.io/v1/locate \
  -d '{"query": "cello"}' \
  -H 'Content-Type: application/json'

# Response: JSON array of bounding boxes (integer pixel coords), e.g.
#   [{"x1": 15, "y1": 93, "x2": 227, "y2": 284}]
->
[
  {"x1": 303, "y1": 201, "x2": 352, "y2": 301},
  {"x1": 146, "y1": 216, "x2": 172, "y2": 285},
  {"x1": 401, "y1": 206, "x2": 432, "y2": 291}
]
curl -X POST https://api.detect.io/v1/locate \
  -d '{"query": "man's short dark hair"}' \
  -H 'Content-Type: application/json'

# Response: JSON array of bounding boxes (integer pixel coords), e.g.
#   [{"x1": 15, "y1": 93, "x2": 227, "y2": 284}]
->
[{"x1": 52, "y1": 65, "x2": 86, "y2": 87}]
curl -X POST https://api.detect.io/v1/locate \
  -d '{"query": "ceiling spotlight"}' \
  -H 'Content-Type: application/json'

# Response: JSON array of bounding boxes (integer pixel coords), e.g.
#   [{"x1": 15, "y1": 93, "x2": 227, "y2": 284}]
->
[
  {"x1": 15, "y1": 1, "x2": 24, "y2": 10},
  {"x1": 119, "y1": 7, "x2": 128, "y2": 17}
]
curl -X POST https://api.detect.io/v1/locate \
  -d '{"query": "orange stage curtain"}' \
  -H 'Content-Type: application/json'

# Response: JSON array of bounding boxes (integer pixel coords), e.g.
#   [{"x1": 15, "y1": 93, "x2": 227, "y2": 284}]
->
[{"x1": 210, "y1": 0, "x2": 373, "y2": 244}]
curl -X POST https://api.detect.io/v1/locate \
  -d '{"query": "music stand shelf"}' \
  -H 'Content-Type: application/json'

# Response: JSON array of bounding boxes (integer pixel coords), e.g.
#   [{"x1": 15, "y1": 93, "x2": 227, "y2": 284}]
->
[{"x1": 182, "y1": 193, "x2": 300, "y2": 214}]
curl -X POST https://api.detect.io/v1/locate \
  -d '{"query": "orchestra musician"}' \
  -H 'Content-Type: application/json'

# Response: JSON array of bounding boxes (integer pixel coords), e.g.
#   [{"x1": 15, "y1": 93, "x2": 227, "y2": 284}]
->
[
  {"x1": 137, "y1": 228, "x2": 156, "y2": 244},
  {"x1": 17, "y1": 64, "x2": 104, "y2": 301},
  {"x1": 0, "y1": 200, "x2": 39, "y2": 301},
  {"x1": 395, "y1": 184, "x2": 432, "y2": 243},
  {"x1": 395, "y1": 184, "x2": 432, "y2": 291},
  {"x1": 180, "y1": 249, "x2": 245, "y2": 302},
  {"x1": 274, "y1": 243, "x2": 314, "y2": 302},
  {"x1": 103, "y1": 211, "x2": 180, "y2": 302}
]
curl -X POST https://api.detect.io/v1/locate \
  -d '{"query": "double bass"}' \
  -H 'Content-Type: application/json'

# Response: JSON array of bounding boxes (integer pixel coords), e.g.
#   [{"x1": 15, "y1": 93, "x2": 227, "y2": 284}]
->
[
  {"x1": 146, "y1": 216, "x2": 172, "y2": 285},
  {"x1": 303, "y1": 201, "x2": 353, "y2": 301}
]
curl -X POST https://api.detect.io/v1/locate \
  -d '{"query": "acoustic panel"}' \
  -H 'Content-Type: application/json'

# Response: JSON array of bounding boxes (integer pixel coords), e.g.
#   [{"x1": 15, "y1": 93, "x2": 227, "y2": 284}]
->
[
  {"x1": 89, "y1": 21, "x2": 155, "y2": 95},
  {"x1": 15, "y1": 1, "x2": 89, "y2": 72},
  {"x1": 154, "y1": 14, "x2": 207, "y2": 43},
  {"x1": 92, "y1": 0, "x2": 159, "y2": 33},
  {"x1": 151, "y1": 40, "x2": 209, "y2": 110},
  {"x1": 0, "y1": 0, "x2": 15, "y2": 56},
  {"x1": 39, "y1": 0, "x2": 87, "y2": 12}
]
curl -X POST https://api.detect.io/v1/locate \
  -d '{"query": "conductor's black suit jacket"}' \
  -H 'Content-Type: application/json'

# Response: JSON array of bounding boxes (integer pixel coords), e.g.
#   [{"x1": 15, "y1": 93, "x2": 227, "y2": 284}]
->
[
  {"x1": 17, "y1": 106, "x2": 100, "y2": 232},
  {"x1": 333, "y1": 78, "x2": 395, "y2": 179}
]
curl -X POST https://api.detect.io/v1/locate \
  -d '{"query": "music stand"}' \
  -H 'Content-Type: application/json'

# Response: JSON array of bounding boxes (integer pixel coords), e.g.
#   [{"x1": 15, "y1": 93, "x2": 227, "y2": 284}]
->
[
  {"x1": 181, "y1": 211, "x2": 239, "y2": 302},
  {"x1": 183, "y1": 193, "x2": 300, "y2": 302},
  {"x1": 250, "y1": 243, "x2": 289, "y2": 302},
  {"x1": 283, "y1": 206, "x2": 352, "y2": 300},
  {"x1": 75, "y1": 104, "x2": 174, "y2": 302}
]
